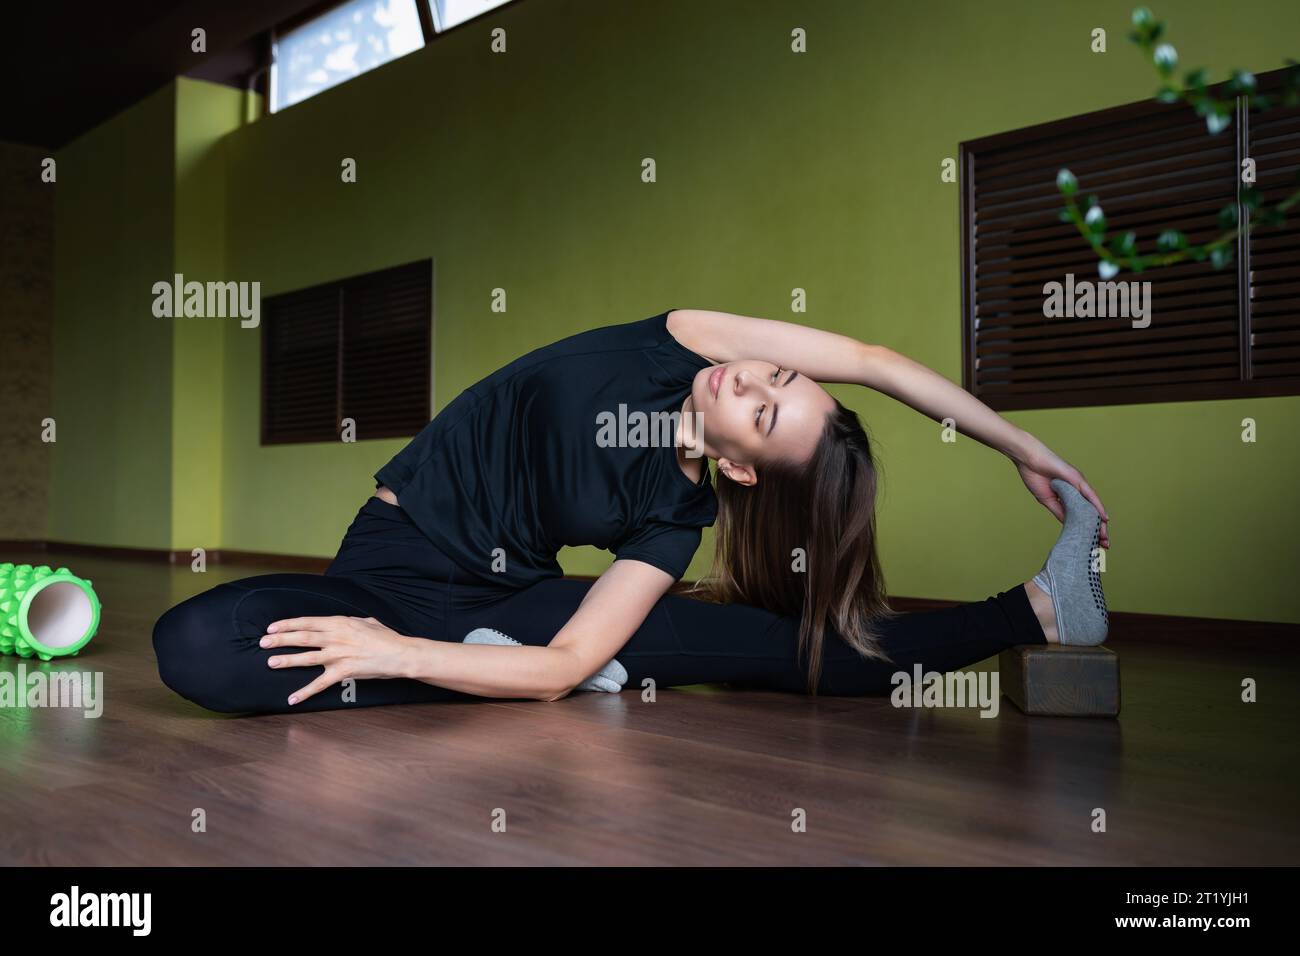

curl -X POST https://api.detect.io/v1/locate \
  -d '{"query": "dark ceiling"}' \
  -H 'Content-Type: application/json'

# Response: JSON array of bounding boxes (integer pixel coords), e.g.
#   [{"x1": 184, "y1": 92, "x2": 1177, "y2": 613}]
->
[{"x1": 5, "y1": 0, "x2": 327, "y2": 148}]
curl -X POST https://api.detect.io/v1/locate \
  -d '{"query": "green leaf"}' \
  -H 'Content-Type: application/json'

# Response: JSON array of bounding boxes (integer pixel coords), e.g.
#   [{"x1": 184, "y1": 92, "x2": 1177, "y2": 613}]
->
[
  {"x1": 1128, "y1": 7, "x2": 1161, "y2": 46},
  {"x1": 1183, "y1": 67, "x2": 1209, "y2": 91},
  {"x1": 1157, "y1": 229, "x2": 1186, "y2": 251},
  {"x1": 1257, "y1": 206, "x2": 1286, "y2": 228},
  {"x1": 1210, "y1": 246, "x2": 1234, "y2": 269},
  {"x1": 1241, "y1": 186, "x2": 1261, "y2": 212},
  {"x1": 1058, "y1": 208, "x2": 1075, "y2": 223},
  {"x1": 1206, "y1": 110, "x2": 1232, "y2": 134},
  {"x1": 1251, "y1": 94, "x2": 1273, "y2": 111},
  {"x1": 1056, "y1": 168, "x2": 1078, "y2": 196},
  {"x1": 1189, "y1": 246, "x2": 1208, "y2": 262},
  {"x1": 1085, "y1": 194, "x2": 1099, "y2": 210},
  {"x1": 1218, "y1": 203, "x2": 1239, "y2": 228},
  {"x1": 1153, "y1": 43, "x2": 1178, "y2": 75},
  {"x1": 1230, "y1": 69, "x2": 1257, "y2": 93},
  {"x1": 1115, "y1": 231, "x2": 1138, "y2": 256},
  {"x1": 1156, "y1": 86, "x2": 1181, "y2": 104}
]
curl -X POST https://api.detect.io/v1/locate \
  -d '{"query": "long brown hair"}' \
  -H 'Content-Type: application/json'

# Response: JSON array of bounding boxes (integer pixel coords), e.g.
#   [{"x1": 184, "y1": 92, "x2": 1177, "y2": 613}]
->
[{"x1": 690, "y1": 400, "x2": 895, "y2": 692}]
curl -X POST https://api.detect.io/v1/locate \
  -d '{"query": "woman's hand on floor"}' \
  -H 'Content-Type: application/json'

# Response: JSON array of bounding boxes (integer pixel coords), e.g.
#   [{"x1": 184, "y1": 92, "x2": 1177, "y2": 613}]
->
[
  {"x1": 260, "y1": 615, "x2": 417, "y2": 705},
  {"x1": 1013, "y1": 439, "x2": 1110, "y2": 549}
]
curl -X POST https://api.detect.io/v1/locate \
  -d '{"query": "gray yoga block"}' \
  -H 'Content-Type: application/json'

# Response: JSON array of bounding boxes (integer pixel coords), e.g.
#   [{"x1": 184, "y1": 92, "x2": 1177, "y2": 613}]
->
[{"x1": 999, "y1": 644, "x2": 1120, "y2": 717}]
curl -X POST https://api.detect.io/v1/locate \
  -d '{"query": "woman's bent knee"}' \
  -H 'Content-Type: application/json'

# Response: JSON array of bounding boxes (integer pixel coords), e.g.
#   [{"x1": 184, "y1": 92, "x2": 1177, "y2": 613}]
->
[{"x1": 153, "y1": 585, "x2": 250, "y2": 713}]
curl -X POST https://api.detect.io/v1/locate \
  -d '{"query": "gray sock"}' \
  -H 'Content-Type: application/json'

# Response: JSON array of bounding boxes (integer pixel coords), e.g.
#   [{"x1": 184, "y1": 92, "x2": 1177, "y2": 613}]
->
[
  {"x1": 1031, "y1": 479, "x2": 1109, "y2": 646},
  {"x1": 462, "y1": 627, "x2": 628, "y2": 693}
]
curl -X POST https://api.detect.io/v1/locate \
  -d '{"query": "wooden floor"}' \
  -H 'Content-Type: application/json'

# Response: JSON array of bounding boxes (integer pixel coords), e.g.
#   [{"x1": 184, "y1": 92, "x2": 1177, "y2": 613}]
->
[{"x1": 2, "y1": 547, "x2": 1297, "y2": 866}]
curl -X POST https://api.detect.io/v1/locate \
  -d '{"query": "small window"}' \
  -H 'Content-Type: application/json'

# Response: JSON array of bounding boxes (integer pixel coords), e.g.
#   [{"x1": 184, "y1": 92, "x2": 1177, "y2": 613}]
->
[
  {"x1": 429, "y1": 0, "x2": 514, "y2": 32},
  {"x1": 262, "y1": 260, "x2": 432, "y2": 444},
  {"x1": 271, "y1": 0, "x2": 425, "y2": 112},
  {"x1": 960, "y1": 68, "x2": 1300, "y2": 410}
]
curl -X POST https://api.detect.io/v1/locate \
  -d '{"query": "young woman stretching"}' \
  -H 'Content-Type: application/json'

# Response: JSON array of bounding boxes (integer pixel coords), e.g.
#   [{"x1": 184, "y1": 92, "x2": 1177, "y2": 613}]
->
[{"x1": 152, "y1": 308, "x2": 1111, "y2": 714}]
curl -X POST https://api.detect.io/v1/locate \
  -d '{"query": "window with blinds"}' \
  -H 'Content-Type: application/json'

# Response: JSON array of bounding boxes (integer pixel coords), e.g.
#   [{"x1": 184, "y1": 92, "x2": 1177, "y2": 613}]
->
[
  {"x1": 262, "y1": 260, "x2": 432, "y2": 444},
  {"x1": 1249, "y1": 91, "x2": 1300, "y2": 380},
  {"x1": 960, "y1": 69, "x2": 1300, "y2": 410}
]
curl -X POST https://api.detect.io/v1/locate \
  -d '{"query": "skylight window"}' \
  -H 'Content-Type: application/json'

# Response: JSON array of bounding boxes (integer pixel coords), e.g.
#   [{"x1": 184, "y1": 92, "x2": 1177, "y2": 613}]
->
[
  {"x1": 272, "y1": 0, "x2": 425, "y2": 112},
  {"x1": 429, "y1": 0, "x2": 513, "y2": 31}
]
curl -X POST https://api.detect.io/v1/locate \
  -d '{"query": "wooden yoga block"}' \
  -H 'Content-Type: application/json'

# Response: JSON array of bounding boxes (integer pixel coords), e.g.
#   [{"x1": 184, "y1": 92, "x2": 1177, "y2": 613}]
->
[{"x1": 999, "y1": 644, "x2": 1120, "y2": 717}]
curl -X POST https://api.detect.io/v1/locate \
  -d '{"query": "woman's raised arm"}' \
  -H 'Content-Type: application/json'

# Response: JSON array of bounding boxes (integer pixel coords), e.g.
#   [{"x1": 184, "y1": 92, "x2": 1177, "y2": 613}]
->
[
  {"x1": 669, "y1": 308, "x2": 881, "y2": 386},
  {"x1": 668, "y1": 308, "x2": 1038, "y2": 456},
  {"x1": 668, "y1": 308, "x2": 1109, "y2": 545}
]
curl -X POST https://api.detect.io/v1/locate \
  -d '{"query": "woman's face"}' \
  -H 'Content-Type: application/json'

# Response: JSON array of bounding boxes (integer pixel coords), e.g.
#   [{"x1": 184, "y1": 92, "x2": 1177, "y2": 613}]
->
[{"x1": 684, "y1": 360, "x2": 837, "y2": 482}]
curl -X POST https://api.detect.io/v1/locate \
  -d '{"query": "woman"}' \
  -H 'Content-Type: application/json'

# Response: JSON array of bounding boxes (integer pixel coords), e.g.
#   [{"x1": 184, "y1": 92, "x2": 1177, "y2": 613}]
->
[{"x1": 153, "y1": 308, "x2": 1111, "y2": 714}]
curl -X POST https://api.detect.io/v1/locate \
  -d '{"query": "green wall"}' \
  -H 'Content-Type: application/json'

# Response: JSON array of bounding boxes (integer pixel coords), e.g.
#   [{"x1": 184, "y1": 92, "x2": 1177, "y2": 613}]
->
[
  {"x1": 50, "y1": 85, "x2": 176, "y2": 549},
  {"x1": 172, "y1": 80, "x2": 246, "y2": 552},
  {"x1": 52, "y1": 0, "x2": 1300, "y2": 623},
  {"x1": 50, "y1": 81, "x2": 249, "y2": 553}
]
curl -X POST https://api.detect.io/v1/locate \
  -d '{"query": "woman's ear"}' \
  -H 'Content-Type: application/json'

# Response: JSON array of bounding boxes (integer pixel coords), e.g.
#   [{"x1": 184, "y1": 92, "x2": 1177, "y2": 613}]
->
[{"x1": 717, "y1": 458, "x2": 757, "y2": 487}]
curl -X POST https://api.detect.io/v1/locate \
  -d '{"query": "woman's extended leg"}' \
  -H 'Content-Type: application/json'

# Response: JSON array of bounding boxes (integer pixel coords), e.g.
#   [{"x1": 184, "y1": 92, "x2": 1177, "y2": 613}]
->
[
  {"x1": 154, "y1": 572, "x2": 1044, "y2": 714},
  {"x1": 459, "y1": 476, "x2": 1107, "y2": 696},
  {"x1": 457, "y1": 579, "x2": 1045, "y2": 697}
]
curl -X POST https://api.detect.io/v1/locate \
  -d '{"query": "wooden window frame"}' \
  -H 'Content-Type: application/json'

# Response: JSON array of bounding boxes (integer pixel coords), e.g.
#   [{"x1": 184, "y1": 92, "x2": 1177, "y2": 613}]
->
[{"x1": 960, "y1": 68, "x2": 1300, "y2": 411}]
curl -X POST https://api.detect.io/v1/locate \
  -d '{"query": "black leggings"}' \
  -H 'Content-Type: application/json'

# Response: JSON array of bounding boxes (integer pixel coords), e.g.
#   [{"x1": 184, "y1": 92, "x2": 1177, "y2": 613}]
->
[{"x1": 152, "y1": 497, "x2": 1046, "y2": 714}]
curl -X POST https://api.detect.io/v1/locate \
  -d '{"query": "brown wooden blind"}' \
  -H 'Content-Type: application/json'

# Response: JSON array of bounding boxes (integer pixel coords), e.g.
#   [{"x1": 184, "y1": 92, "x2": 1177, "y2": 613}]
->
[
  {"x1": 961, "y1": 69, "x2": 1300, "y2": 410},
  {"x1": 341, "y1": 261, "x2": 433, "y2": 437},
  {"x1": 262, "y1": 259, "x2": 431, "y2": 444},
  {"x1": 1248, "y1": 98, "x2": 1300, "y2": 380},
  {"x1": 262, "y1": 283, "x2": 341, "y2": 443}
]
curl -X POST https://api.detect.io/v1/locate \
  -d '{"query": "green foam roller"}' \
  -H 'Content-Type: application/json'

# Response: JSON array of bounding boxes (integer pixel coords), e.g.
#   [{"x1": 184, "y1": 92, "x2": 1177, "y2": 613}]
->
[{"x1": 0, "y1": 563, "x2": 102, "y2": 661}]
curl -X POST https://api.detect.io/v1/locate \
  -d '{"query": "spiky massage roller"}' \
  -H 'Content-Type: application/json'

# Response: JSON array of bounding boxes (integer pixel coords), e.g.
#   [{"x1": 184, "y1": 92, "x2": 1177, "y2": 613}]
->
[{"x1": 0, "y1": 563, "x2": 102, "y2": 660}]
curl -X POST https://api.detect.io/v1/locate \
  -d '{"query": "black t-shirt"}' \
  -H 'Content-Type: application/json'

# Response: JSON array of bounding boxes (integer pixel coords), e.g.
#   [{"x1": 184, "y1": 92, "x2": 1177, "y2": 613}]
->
[{"x1": 374, "y1": 310, "x2": 717, "y2": 588}]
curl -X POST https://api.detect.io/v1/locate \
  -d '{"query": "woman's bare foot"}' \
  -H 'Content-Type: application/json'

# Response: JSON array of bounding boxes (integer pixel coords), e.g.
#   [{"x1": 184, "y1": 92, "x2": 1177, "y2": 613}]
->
[{"x1": 1025, "y1": 579, "x2": 1059, "y2": 643}]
